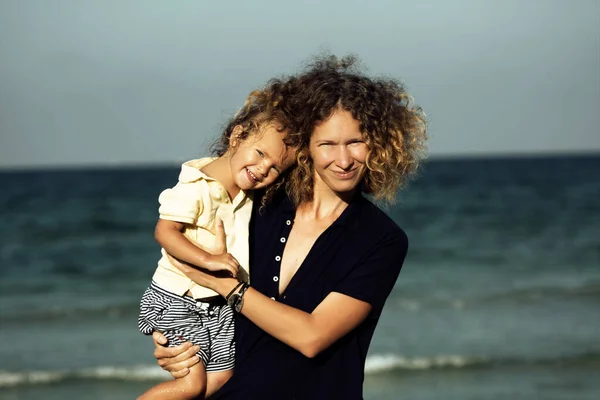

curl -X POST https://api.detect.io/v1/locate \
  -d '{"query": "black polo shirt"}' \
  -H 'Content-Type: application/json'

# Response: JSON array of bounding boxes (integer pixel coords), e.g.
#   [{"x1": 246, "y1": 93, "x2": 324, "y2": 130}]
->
[{"x1": 212, "y1": 191, "x2": 408, "y2": 400}]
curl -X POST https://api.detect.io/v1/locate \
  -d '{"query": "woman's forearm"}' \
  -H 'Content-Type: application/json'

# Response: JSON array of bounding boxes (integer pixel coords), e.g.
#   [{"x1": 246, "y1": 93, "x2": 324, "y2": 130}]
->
[
  {"x1": 211, "y1": 279, "x2": 369, "y2": 358},
  {"x1": 211, "y1": 278, "x2": 318, "y2": 356},
  {"x1": 238, "y1": 288, "x2": 321, "y2": 357},
  {"x1": 172, "y1": 258, "x2": 372, "y2": 359}
]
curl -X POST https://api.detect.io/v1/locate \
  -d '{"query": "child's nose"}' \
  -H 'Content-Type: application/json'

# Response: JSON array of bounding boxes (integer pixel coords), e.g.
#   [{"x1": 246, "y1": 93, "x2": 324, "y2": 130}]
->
[{"x1": 259, "y1": 160, "x2": 272, "y2": 174}]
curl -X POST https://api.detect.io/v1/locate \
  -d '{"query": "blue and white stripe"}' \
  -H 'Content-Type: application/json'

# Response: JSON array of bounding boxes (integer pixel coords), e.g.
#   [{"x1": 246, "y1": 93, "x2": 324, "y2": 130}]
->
[{"x1": 138, "y1": 282, "x2": 236, "y2": 372}]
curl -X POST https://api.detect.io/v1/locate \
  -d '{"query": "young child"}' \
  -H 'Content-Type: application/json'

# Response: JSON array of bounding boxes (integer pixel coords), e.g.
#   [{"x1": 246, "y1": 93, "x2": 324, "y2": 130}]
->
[{"x1": 137, "y1": 90, "x2": 296, "y2": 399}]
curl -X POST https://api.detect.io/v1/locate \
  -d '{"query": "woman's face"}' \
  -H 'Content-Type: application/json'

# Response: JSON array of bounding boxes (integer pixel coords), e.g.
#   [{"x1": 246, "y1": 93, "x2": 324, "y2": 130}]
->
[{"x1": 309, "y1": 109, "x2": 369, "y2": 196}]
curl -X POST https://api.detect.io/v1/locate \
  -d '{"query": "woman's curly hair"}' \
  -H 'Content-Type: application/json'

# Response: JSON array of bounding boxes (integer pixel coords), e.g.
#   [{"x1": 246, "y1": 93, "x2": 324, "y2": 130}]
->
[{"x1": 274, "y1": 54, "x2": 428, "y2": 205}]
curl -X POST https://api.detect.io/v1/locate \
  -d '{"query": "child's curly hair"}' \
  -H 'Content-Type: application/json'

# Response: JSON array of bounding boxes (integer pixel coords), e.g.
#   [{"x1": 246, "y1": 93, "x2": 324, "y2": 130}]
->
[
  {"x1": 271, "y1": 53, "x2": 428, "y2": 205},
  {"x1": 210, "y1": 86, "x2": 301, "y2": 207}
]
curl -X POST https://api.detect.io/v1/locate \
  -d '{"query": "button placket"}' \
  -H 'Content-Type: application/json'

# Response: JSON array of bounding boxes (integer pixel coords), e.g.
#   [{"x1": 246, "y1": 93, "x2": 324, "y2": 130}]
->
[{"x1": 271, "y1": 213, "x2": 293, "y2": 300}]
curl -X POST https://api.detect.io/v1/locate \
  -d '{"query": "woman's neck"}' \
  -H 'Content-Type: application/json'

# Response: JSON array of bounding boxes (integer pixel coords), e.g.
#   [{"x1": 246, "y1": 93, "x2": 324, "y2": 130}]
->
[{"x1": 296, "y1": 182, "x2": 356, "y2": 222}]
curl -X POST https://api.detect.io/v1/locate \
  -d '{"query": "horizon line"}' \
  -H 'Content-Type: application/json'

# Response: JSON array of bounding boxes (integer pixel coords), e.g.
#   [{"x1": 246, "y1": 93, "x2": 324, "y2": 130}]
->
[{"x1": 1, "y1": 149, "x2": 599, "y2": 173}]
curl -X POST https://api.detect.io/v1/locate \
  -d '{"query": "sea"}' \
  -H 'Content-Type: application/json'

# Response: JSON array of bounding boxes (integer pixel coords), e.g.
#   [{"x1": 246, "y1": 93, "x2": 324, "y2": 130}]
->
[{"x1": 0, "y1": 154, "x2": 598, "y2": 400}]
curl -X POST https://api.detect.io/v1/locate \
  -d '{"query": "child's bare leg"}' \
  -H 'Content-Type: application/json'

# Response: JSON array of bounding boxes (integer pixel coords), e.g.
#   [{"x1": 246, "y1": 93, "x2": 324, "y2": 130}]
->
[
  {"x1": 205, "y1": 369, "x2": 234, "y2": 398},
  {"x1": 138, "y1": 362, "x2": 207, "y2": 400}
]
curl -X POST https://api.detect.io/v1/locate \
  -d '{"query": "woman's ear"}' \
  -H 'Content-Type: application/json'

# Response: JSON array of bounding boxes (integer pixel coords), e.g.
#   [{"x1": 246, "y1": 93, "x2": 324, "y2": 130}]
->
[{"x1": 229, "y1": 125, "x2": 244, "y2": 148}]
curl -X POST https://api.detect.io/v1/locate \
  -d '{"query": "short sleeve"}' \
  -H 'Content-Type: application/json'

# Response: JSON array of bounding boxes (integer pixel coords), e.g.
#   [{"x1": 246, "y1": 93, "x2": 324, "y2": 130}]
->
[
  {"x1": 157, "y1": 181, "x2": 205, "y2": 225},
  {"x1": 333, "y1": 231, "x2": 408, "y2": 316}
]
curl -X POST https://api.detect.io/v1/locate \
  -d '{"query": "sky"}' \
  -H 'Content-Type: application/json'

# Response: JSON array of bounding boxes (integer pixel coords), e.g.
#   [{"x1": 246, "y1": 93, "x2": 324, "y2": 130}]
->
[{"x1": 0, "y1": 0, "x2": 599, "y2": 169}]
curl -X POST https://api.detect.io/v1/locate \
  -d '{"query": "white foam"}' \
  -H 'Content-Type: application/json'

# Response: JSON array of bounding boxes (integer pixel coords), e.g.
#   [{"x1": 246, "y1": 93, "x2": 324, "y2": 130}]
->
[
  {"x1": 365, "y1": 353, "x2": 482, "y2": 373},
  {"x1": 0, "y1": 355, "x2": 484, "y2": 388},
  {"x1": 78, "y1": 365, "x2": 171, "y2": 380},
  {"x1": 0, "y1": 370, "x2": 67, "y2": 387},
  {"x1": 0, "y1": 365, "x2": 170, "y2": 388}
]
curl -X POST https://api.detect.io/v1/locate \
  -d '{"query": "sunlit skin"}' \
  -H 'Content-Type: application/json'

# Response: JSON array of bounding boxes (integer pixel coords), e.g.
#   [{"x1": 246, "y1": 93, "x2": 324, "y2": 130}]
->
[
  {"x1": 204, "y1": 124, "x2": 295, "y2": 200},
  {"x1": 141, "y1": 125, "x2": 295, "y2": 400},
  {"x1": 309, "y1": 109, "x2": 369, "y2": 200},
  {"x1": 152, "y1": 109, "x2": 377, "y2": 380},
  {"x1": 155, "y1": 124, "x2": 295, "y2": 280}
]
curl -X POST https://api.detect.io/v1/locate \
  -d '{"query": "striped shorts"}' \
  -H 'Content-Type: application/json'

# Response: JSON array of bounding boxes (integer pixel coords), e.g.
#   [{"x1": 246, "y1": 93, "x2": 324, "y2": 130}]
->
[{"x1": 138, "y1": 282, "x2": 235, "y2": 372}]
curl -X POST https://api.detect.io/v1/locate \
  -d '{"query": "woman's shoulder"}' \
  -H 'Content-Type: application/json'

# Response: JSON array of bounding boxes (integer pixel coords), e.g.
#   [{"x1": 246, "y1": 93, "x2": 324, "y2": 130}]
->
[
  {"x1": 355, "y1": 196, "x2": 406, "y2": 238},
  {"x1": 333, "y1": 196, "x2": 408, "y2": 258}
]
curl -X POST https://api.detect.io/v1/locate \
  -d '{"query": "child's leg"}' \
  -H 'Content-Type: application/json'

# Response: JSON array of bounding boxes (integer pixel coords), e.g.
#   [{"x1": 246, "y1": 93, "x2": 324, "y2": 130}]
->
[
  {"x1": 137, "y1": 361, "x2": 207, "y2": 400},
  {"x1": 205, "y1": 369, "x2": 234, "y2": 398},
  {"x1": 202, "y1": 299, "x2": 236, "y2": 397}
]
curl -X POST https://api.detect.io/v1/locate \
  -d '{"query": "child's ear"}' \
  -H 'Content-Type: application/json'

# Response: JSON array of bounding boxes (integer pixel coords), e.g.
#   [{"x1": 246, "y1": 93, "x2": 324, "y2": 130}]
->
[{"x1": 229, "y1": 125, "x2": 244, "y2": 147}]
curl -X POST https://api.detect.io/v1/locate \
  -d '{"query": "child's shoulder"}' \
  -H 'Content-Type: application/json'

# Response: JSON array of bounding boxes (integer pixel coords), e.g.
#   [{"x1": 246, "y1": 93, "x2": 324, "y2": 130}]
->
[{"x1": 176, "y1": 158, "x2": 216, "y2": 183}]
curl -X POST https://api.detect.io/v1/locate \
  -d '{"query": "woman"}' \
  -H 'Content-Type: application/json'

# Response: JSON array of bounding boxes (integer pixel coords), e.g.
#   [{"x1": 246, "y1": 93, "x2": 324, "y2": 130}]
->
[{"x1": 153, "y1": 55, "x2": 427, "y2": 399}]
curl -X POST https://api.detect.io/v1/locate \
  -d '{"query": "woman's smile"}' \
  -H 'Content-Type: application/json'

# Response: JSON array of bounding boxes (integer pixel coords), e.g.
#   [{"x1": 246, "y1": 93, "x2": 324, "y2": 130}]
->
[{"x1": 332, "y1": 168, "x2": 359, "y2": 180}]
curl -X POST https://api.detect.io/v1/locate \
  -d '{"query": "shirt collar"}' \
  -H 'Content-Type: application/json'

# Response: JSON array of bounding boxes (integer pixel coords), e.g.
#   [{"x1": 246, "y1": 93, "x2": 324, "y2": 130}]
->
[
  {"x1": 178, "y1": 158, "x2": 217, "y2": 183},
  {"x1": 329, "y1": 194, "x2": 363, "y2": 232},
  {"x1": 179, "y1": 158, "x2": 250, "y2": 207}
]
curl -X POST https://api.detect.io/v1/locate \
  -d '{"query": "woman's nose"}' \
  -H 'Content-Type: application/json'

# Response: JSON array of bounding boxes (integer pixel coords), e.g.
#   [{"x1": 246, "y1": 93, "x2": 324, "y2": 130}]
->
[{"x1": 336, "y1": 147, "x2": 353, "y2": 169}]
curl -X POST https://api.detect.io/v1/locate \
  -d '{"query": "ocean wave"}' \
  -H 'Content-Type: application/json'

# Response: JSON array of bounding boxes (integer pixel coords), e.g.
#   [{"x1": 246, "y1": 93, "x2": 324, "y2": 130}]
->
[
  {"x1": 480, "y1": 281, "x2": 600, "y2": 304},
  {"x1": 0, "y1": 303, "x2": 138, "y2": 324},
  {"x1": 364, "y1": 354, "x2": 485, "y2": 372},
  {"x1": 389, "y1": 280, "x2": 600, "y2": 311},
  {"x1": 0, "y1": 365, "x2": 169, "y2": 388},
  {"x1": 364, "y1": 351, "x2": 600, "y2": 374},
  {"x1": 2, "y1": 352, "x2": 599, "y2": 388}
]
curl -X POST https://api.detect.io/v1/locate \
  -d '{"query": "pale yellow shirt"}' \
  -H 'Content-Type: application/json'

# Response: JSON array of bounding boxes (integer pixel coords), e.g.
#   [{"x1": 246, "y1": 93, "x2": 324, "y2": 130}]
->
[{"x1": 152, "y1": 158, "x2": 252, "y2": 299}]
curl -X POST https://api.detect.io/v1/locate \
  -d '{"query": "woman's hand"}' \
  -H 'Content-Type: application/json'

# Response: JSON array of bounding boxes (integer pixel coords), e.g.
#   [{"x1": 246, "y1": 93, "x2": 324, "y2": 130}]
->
[
  {"x1": 152, "y1": 331, "x2": 201, "y2": 378},
  {"x1": 167, "y1": 254, "x2": 239, "y2": 296},
  {"x1": 166, "y1": 254, "x2": 223, "y2": 291}
]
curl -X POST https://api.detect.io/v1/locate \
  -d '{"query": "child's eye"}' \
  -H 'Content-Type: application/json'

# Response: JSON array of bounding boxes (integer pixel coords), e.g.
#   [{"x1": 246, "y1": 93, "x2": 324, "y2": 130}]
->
[{"x1": 256, "y1": 150, "x2": 264, "y2": 157}]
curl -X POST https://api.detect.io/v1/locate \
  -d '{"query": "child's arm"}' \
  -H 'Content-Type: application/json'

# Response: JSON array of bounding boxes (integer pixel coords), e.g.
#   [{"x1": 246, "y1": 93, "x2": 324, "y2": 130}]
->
[{"x1": 154, "y1": 218, "x2": 240, "y2": 277}]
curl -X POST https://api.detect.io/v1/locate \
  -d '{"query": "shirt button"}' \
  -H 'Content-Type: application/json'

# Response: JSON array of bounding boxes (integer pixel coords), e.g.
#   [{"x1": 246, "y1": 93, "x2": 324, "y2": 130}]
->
[
  {"x1": 286, "y1": 220, "x2": 292, "y2": 225},
  {"x1": 275, "y1": 255, "x2": 281, "y2": 261},
  {"x1": 280, "y1": 237, "x2": 286, "y2": 243},
  {"x1": 273, "y1": 276, "x2": 279, "y2": 282}
]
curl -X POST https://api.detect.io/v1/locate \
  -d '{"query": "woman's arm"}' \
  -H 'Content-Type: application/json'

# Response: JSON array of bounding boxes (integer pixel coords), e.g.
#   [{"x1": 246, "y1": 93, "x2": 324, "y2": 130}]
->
[
  {"x1": 167, "y1": 221, "x2": 406, "y2": 358},
  {"x1": 155, "y1": 218, "x2": 240, "y2": 277},
  {"x1": 169, "y1": 256, "x2": 373, "y2": 358},
  {"x1": 237, "y1": 281, "x2": 371, "y2": 358}
]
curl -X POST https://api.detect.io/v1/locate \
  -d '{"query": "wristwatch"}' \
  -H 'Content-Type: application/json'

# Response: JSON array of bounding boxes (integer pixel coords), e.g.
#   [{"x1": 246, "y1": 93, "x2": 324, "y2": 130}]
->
[{"x1": 227, "y1": 282, "x2": 249, "y2": 313}]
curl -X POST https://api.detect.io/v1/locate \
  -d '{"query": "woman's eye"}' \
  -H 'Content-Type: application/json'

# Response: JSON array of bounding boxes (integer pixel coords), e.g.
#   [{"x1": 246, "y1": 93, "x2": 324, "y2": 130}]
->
[{"x1": 256, "y1": 150, "x2": 264, "y2": 157}]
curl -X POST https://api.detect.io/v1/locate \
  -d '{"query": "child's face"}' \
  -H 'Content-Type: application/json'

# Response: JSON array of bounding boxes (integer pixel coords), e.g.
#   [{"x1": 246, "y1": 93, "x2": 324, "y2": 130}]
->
[{"x1": 228, "y1": 124, "x2": 295, "y2": 191}]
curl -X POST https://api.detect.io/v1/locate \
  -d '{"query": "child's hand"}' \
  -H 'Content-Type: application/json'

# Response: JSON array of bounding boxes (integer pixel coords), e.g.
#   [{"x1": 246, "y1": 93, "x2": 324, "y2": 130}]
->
[{"x1": 203, "y1": 253, "x2": 240, "y2": 277}]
